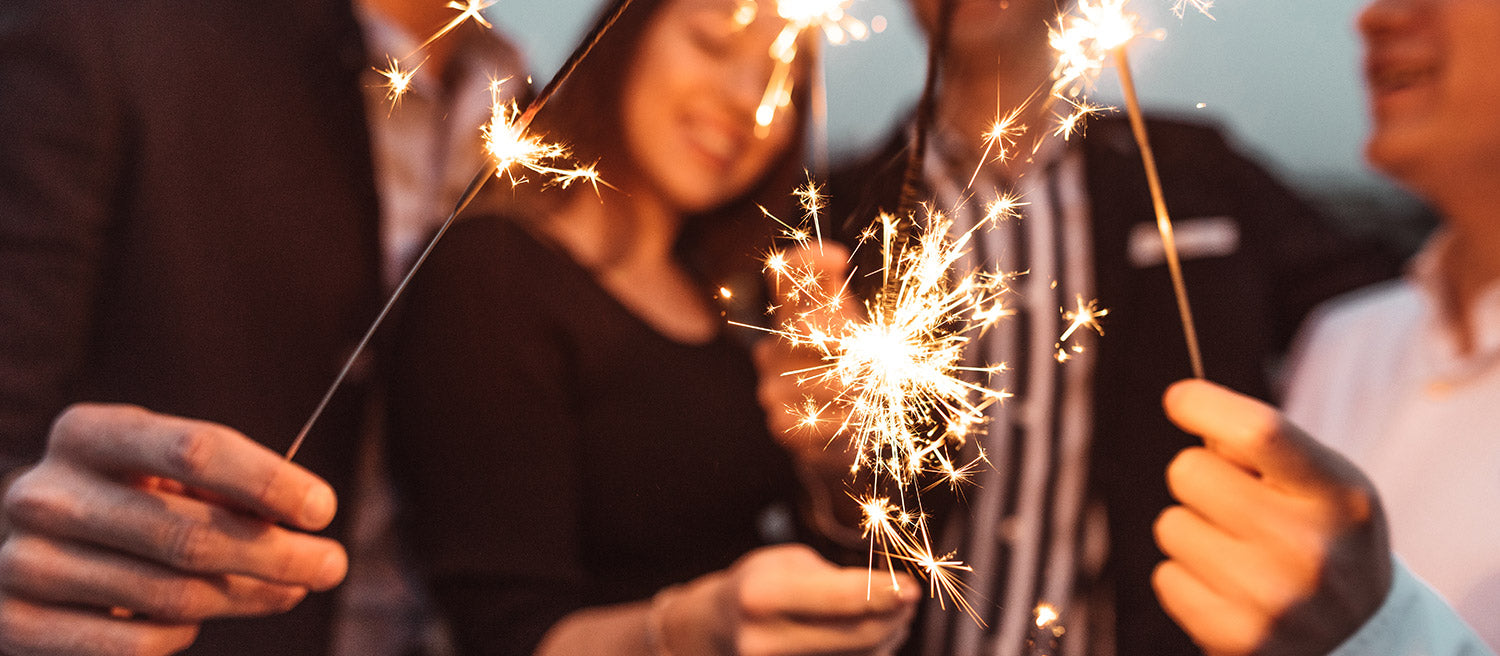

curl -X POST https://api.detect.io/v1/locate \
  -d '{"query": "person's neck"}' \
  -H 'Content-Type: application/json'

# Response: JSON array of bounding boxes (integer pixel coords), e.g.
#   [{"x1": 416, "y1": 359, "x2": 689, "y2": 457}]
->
[
  {"x1": 934, "y1": 44, "x2": 1058, "y2": 181},
  {"x1": 546, "y1": 185, "x2": 682, "y2": 272},
  {"x1": 1432, "y1": 195, "x2": 1500, "y2": 355}
]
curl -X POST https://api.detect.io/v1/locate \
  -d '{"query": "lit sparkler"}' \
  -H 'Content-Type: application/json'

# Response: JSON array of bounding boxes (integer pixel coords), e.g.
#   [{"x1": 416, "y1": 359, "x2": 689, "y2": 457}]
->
[
  {"x1": 287, "y1": 0, "x2": 638, "y2": 461},
  {"x1": 1048, "y1": 0, "x2": 1204, "y2": 378},
  {"x1": 742, "y1": 0, "x2": 869, "y2": 138},
  {"x1": 482, "y1": 79, "x2": 603, "y2": 190},
  {"x1": 739, "y1": 186, "x2": 1019, "y2": 620}
]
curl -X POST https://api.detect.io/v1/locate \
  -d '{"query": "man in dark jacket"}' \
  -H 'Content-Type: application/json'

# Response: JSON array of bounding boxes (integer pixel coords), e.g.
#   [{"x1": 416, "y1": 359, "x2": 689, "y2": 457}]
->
[{"x1": 0, "y1": 0, "x2": 383, "y2": 653}]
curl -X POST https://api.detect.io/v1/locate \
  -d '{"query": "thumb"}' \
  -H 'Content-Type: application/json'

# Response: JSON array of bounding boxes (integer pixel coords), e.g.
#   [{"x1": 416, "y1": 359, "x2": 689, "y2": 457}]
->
[{"x1": 1162, "y1": 379, "x2": 1341, "y2": 495}]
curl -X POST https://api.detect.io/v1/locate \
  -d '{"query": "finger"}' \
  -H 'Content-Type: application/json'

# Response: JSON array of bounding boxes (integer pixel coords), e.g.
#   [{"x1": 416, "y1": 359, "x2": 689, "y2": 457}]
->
[
  {"x1": 745, "y1": 567, "x2": 917, "y2": 619},
  {"x1": 49, "y1": 404, "x2": 337, "y2": 531},
  {"x1": 1152, "y1": 560, "x2": 1270, "y2": 656},
  {"x1": 5, "y1": 467, "x2": 347, "y2": 590},
  {"x1": 0, "y1": 594, "x2": 199, "y2": 656},
  {"x1": 1165, "y1": 447, "x2": 1283, "y2": 539},
  {"x1": 1161, "y1": 380, "x2": 1338, "y2": 495},
  {"x1": 736, "y1": 610, "x2": 914, "y2": 656},
  {"x1": 1153, "y1": 505, "x2": 1275, "y2": 609},
  {"x1": 0, "y1": 532, "x2": 308, "y2": 621}
]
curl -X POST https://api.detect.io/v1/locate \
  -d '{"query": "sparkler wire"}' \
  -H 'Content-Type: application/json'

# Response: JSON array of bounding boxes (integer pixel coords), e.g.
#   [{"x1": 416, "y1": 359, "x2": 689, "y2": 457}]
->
[
  {"x1": 286, "y1": 0, "x2": 638, "y2": 460},
  {"x1": 894, "y1": 0, "x2": 956, "y2": 220},
  {"x1": 1110, "y1": 48, "x2": 1204, "y2": 379}
]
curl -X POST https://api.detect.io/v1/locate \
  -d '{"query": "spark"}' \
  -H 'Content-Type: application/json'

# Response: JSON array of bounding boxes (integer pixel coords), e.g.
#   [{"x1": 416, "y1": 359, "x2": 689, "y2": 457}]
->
[
  {"x1": 375, "y1": 56, "x2": 421, "y2": 107},
  {"x1": 1049, "y1": 0, "x2": 1148, "y2": 99},
  {"x1": 1035, "y1": 603, "x2": 1059, "y2": 628},
  {"x1": 413, "y1": 0, "x2": 497, "y2": 55},
  {"x1": 966, "y1": 104, "x2": 1030, "y2": 189},
  {"x1": 982, "y1": 193, "x2": 1028, "y2": 226},
  {"x1": 481, "y1": 79, "x2": 604, "y2": 190},
  {"x1": 1059, "y1": 295, "x2": 1109, "y2": 343},
  {"x1": 749, "y1": 0, "x2": 870, "y2": 137},
  {"x1": 1053, "y1": 97, "x2": 1113, "y2": 141},
  {"x1": 1171, "y1": 0, "x2": 1215, "y2": 19},
  {"x1": 374, "y1": 0, "x2": 497, "y2": 107}
]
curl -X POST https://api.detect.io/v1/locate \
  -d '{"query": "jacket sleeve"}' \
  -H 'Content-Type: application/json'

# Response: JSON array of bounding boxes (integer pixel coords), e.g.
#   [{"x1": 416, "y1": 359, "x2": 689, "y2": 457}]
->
[
  {"x1": 0, "y1": 0, "x2": 125, "y2": 472},
  {"x1": 1330, "y1": 560, "x2": 1496, "y2": 656}
]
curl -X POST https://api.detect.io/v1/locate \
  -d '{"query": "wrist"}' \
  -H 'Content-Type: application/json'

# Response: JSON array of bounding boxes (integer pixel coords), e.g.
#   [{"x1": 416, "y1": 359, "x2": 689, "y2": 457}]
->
[{"x1": 651, "y1": 571, "x2": 733, "y2": 656}]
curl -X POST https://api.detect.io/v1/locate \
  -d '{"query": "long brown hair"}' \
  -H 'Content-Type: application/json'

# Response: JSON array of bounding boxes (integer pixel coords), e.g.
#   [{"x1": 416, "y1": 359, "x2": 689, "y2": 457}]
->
[{"x1": 525, "y1": 0, "x2": 814, "y2": 305}]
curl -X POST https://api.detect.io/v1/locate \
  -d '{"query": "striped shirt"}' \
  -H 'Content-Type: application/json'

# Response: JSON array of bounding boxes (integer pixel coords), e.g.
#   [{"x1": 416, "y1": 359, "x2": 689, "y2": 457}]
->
[{"x1": 917, "y1": 125, "x2": 1111, "y2": 656}]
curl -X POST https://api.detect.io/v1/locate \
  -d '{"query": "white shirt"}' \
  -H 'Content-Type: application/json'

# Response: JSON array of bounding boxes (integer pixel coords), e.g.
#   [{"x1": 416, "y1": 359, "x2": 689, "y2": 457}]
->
[{"x1": 1286, "y1": 231, "x2": 1500, "y2": 652}]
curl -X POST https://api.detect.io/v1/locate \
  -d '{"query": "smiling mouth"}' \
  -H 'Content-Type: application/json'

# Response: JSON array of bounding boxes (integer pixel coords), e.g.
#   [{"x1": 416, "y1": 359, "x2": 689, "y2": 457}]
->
[{"x1": 1369, "y1": 63, "x2": 1439, "y2": 94}]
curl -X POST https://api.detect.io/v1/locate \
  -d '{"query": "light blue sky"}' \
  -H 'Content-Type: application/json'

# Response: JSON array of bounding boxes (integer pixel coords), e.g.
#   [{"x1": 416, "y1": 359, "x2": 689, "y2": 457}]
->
[{"x1": 487, "y1": 0, "x2": 1387, "y2": 190}]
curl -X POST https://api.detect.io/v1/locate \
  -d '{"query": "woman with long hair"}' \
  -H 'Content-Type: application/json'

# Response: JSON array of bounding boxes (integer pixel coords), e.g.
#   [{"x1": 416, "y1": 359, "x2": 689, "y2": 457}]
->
[{"x1": 385, "y1": 1, "x2": 917, "y2": 654}]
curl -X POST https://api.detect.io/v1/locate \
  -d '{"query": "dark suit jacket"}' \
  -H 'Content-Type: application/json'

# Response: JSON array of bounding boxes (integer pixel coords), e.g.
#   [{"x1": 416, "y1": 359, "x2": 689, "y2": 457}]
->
[
  {"x1": 0, "y1": 0, "x2": 382, "y2": 652},
  {"x1": 829, "y1": 116, "x2": 1401, "y2": 656}
]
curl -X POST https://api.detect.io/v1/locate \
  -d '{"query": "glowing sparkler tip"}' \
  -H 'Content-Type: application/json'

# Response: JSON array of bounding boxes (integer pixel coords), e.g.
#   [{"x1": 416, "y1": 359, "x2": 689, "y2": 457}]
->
[{"x1": 1035, "y1": 603, "x2": 1060, "y2": 628}]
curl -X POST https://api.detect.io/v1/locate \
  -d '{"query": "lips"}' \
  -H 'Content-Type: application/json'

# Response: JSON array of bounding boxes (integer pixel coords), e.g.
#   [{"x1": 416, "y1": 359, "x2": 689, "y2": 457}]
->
[
  {"x1": 681, "y1": 112, "x2": 751, "y2": 173},
  {"x1": 1368, "y1": 60, "x2": 1439, "y2": 94},
  {"x1": 1365, "y1": 42, "x2": 1441, "y2": 98}
]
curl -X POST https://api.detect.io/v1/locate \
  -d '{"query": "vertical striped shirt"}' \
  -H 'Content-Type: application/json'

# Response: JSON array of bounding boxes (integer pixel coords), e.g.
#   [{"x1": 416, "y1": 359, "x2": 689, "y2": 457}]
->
[{"x1": 918, "y1": 125, "x2": 1111, "y2": 656}]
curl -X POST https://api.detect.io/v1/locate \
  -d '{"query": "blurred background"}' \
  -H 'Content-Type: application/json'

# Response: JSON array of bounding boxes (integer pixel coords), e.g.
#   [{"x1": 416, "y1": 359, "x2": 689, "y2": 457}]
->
[{"x1": 487, "y1": 0, "x2": 1434, "y2": 250}]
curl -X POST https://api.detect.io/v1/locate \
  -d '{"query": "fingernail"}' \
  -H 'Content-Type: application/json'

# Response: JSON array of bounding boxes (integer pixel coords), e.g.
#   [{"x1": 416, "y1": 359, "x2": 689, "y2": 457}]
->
[
  {"x1": 299, "y1": 485, "x2": 337, "y2": 529},
  {"x1": 897, "y1": 584, "x2": 920, "y2": 602},
  {"x1": 314, "y1": 550, "x2": 348, "y2": 590}
]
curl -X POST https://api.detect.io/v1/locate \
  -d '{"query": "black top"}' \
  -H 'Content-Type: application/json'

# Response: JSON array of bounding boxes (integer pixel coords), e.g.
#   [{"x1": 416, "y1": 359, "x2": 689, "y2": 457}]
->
[{"x1": 386, "y1": 216, "x2": 799, "y2": 655}]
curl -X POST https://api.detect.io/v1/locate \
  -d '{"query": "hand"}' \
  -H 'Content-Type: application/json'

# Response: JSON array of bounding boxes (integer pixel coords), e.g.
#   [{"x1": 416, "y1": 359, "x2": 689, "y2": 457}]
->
[
  {"x1": 752, "y1": 243, "x2": 862, "y2": 474},
  {"x1": 0, "y1": 403, "x2": 348, "y2": 656},
  {"x1": 661, "y1": 543, "x2": 918, "y2": 656},
  {"x1": 1153, "y1": 380, "x2": 1392, "y2": 656}
]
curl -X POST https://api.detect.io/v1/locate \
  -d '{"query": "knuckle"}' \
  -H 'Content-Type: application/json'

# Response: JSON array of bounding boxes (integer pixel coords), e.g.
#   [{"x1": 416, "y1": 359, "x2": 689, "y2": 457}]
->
[
  {"x1": 1229, "y1": 408, "x2": 1283, "y2": 452},
  {"x1": 163, "y1": 427, "x2": 219, "y2": 480},
  {"x1": 3, "y1": 474, "x2": 78, "y2": 532},
  {"x1": 1164, "y1": 448, "x2": 1206, "y2": 494},
  {"x1": 145, "y1": 580, "x2": 212, "y2": 622},
  {"x1": 161, "y1": 519, "x2": 218, "y2": 571},
  {"x1": 0, "y1": 535, "x2": 54, "y2": 592}
]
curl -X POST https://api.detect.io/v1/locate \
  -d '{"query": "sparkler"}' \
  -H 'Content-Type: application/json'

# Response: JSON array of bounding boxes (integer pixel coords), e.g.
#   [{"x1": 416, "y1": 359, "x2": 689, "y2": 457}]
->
[
  {"x1": 1048, "y1": 0, "x2": 1205, "y2": 378},
  {"x1": 743, "y1": 0, "x2": 869, "y2": 138},
  {"x1": 741, "y1": 184, "x2": 1020, "y2": 619},
  {"x1": 287, "y1": 0, "x2": 637, "y2": 461}
]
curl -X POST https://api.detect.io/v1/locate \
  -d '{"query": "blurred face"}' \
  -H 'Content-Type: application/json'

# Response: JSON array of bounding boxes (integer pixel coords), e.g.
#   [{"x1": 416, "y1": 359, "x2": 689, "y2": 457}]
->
[
  {"x1": 1359, "y1": 0, "x2": 1500, "y2": 197},
  {"x1": 908, "y1": 0, "x2": 1065, "y2": 53},
  {"x1": 621, "y1": 0, "x2": 798, "y2": 214}
]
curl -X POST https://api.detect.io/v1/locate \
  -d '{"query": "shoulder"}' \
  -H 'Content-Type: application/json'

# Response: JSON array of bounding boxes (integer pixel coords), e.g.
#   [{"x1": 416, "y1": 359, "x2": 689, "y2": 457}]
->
[
  {"x1": 1299, "y1": 280, "x2": 1421, "y2": 348},
  {"x1": 1083, "y1": 114, "x2": 1241, "y2": 167},
  {"x1": 1282, "y1": 280, "x2": 1420, "y2": 430}
]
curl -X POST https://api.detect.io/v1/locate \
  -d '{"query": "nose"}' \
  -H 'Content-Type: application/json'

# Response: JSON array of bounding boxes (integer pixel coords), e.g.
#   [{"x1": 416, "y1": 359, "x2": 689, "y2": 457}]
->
[
  {"x1": 1358, "y1": 0, "x2": 1421, "y2": 42},
  {"x1": 724, "y1": 39, "x2": 781, "y2": 120}
]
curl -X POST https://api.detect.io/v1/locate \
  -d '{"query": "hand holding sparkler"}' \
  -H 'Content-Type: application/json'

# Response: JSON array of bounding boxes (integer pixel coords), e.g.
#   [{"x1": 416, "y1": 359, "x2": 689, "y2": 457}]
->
[
  {"x1": 0, "y1": 404, "x2": 346, "y2": 656},
  {"x1": 1154, "y1": 380, "x2": 1392, "y2": 656},
  {"x1": 649, "y1": 544, "x2": 917, "y2": 656},
  {"x1": 753, "y1": 242, "x2": 861, "y2": 468}
]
